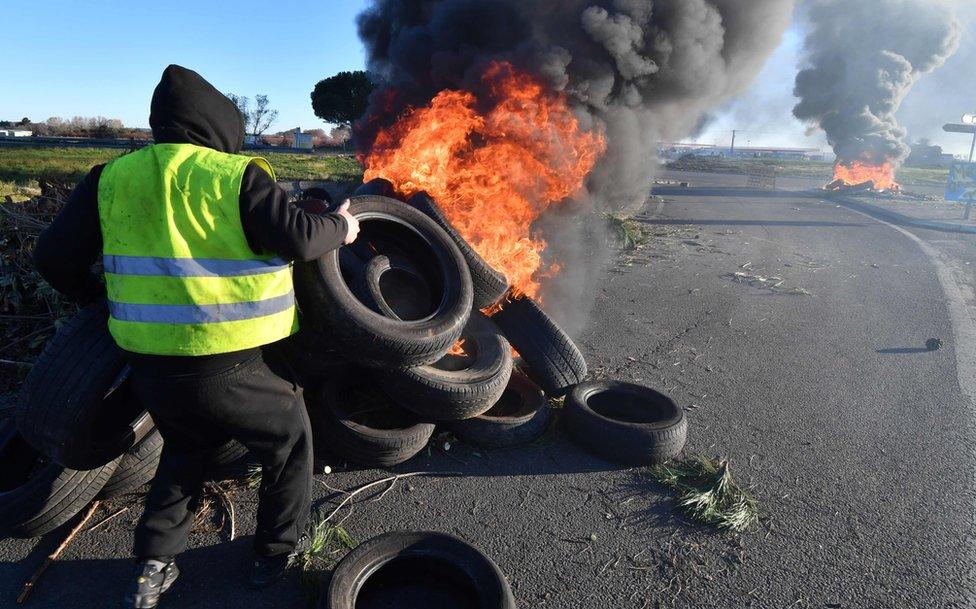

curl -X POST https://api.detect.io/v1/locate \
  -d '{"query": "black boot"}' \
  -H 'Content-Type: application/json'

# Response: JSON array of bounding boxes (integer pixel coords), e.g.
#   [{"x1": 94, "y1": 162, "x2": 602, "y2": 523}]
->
[
  {"x1": 249, "y1": 534, "x2": 309, "y2": 589},
  {"x1": 125, "y1": 559, "x2": 180, "y2": 608}
]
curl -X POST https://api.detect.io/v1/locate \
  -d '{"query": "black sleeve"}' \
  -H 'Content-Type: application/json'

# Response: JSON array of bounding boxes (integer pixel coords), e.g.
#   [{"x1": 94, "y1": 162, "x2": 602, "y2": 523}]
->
[
  {"x1": 33, "y1": 165, "x2": 107, "y2": 304},
  {"x1": 238, "y1": 163, "x2": 348, "y2": 262}
]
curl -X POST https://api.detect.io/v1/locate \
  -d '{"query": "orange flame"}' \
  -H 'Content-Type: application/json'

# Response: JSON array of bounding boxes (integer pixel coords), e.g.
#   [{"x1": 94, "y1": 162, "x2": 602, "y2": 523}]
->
[
  {"x1": 448, "y1": 338, "x2": 467, "y2": 356},
  {"x1": 830, "y1": 160, "x2": 899, "y2": 191},
  {"x1": 362, "y1": 61, "x2": 606, "y2": 299}
]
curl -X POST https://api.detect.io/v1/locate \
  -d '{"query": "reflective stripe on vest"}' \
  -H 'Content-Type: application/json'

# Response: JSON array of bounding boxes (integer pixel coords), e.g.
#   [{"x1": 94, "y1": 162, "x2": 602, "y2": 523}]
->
[{"x1": 97, "y1": 143, "x2": 299, "y2": 356}]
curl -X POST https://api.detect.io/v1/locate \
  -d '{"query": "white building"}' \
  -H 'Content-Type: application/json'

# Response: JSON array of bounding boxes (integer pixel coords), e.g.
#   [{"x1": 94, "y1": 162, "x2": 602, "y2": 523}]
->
[{"x1": 0, "y1": 129, "x2": 32, "y2": 137}]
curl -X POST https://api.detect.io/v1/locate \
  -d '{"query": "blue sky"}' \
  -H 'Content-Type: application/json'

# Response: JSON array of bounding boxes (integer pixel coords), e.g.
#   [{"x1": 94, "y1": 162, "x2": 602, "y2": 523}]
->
[
  {"x1": 2, "y1": 0, "x2": 371, "y2": 131},
  {"x1": 3, "y1": 1, "x2": 973, "y2": 155}
]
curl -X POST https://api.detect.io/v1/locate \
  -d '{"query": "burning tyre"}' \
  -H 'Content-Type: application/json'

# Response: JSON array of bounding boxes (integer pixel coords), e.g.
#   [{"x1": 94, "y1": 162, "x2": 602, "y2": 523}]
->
[
  {"x1": 15, "y1": 301, "x2": 150, "y2": 470},
  {"x1": 376, "y1": 313, "x2": 513, "y2": 421},
  {"x1": 564, "y1": 381, "x2": 687, "y2": 466},
  {"x1": 408, "y1": 191, "x2": 510, "y2": 310},
  {"x1": 323, "y1": 531, "x2": 516, "y2": 609},
  {"x1": 448, "y1": 372, "x2": 551, "y2": 448},
  {"x1": 490, "y1": 295, "x2": 587, "y2": 397},
  {"x1": 294, "y1": 195, "x2": 473, "y2": 368}
]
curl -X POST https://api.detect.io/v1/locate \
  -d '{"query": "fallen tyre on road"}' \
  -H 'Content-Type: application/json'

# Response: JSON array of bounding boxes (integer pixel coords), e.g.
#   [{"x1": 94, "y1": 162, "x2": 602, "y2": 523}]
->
[
  {"x1": 294, "y1": 195, "x2": 473, "y2": 368},
  {"x1": 564, "y1": 381, "x2": 687, "y2": 465},
  {"x1": 309, "y1": 379, "x2": 435, "y2": 468},
  {"x1": 490, "y1": 295, "x2": 587, "y2": 397},
  {"x1": 0, "y1": 418, "x2": 119, "y2": 538},
  {"x1": 376, "y1": 313, "x2": 513, "y2": 421},
  {"x1": 323, "y1": 531, "x2": 516, "y2": 609},
  {"x1": 448, "y1": 372, "x2": 550, "y2": 448},
  {"x1": 409, "y1": 191, "x2": 510, "y2": 310},
  {"x1": 15, "y1": 301, "x2": 149, "y2": 469}
]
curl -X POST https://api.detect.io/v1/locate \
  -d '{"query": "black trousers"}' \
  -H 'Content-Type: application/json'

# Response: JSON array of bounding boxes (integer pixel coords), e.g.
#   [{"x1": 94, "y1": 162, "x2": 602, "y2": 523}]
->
[{"x1": 131, "y1": 350, "x2": 312, "y2": 560}]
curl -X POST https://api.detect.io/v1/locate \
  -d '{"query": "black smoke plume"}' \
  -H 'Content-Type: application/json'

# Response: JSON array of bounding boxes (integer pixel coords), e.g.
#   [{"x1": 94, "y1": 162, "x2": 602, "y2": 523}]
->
[
  {"x1": 793, "y1": 0, "x2": 960, "y2": 166},
  {"x1": 357, "y1": 0, "x2": 796, "y2": 210}
]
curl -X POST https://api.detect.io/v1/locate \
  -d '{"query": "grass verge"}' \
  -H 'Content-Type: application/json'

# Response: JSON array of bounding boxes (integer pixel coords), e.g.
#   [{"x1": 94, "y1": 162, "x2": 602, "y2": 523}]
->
[
  {"x1": 649, "y1": 456, "x2": 759, "y2": 533},
  {"x1": 0, "y1": 147, "x2": 364, "y2": 184}
]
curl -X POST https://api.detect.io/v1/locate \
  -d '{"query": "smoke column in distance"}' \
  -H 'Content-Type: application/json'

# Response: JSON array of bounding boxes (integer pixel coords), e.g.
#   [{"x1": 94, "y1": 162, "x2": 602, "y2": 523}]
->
[{"x1": 793, "y1": 0, "x2": 960, "y2": 166}]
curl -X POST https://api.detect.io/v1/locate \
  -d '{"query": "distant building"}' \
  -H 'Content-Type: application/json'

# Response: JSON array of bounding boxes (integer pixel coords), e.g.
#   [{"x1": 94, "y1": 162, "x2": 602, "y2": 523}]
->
[
  {"x1": 292, "y1": 129, "x2": 313, "y2": 150},
  {"x1": 660, "y1": 142, "x2": 826, "y2": 161},
  {"x1": 0, "y1": 129, "x2": 32, "y2": 137}
]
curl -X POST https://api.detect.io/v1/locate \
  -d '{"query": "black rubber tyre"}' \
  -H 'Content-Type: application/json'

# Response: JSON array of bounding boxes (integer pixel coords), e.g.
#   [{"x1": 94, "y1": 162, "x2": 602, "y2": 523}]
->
[
  {"x1": 490, "y1": 295, "x2": 587, "y2": 397},
  {"x1": 564, "y1": 381, "x2": 687, "y2": 465},
  {"x1": 376, "y1": 314, "x2": 513, "y2": 421},
  {"x1": 98, "y1": 415, "x2": 162, "y2": 499},
  {"x1": 323, "y1": 531, "x2": 516, "y2": 609},
  {"x1": 448, "y1": 372, "x2": 551, "y2": 448},
  {"x1": 408, "y1": 191, "x2": 509, "y2": 310},
  {"x1": 16, "y1": 301, "x2": 149, "y2": 469},
  {"x1": 354, "y1": 177, "x2": 397, "y2": 199},
  {"x1": 294, "y1": 195, "x2": 473, "y2": 368},
  {"x1": 275, "y1": 324, "x2": 349, "y2": 379},
  {"x1": 352, "y1": 254, "x2": 434, "y2": 321},
  {"x1": 99, "y1": 431, "x2": 248, "y2": 499},
  {"x1": 0, "y1": 418, "x2": 119, "y2": 538},
  {"x1": 310, "y1": 379, "x2": 435, "y2": 468}
]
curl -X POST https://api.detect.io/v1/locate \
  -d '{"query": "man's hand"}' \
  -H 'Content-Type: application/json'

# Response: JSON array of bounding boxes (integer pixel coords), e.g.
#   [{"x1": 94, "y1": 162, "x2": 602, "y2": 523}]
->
[{"x1": 337, "y1": 200, "x2": 360, "y2": 245}]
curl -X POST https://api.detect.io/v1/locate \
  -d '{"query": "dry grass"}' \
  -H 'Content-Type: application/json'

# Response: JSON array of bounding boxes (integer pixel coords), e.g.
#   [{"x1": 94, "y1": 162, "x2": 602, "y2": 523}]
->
[{"x1": 649, "y1": 456, "x2": 759, "y2": 533}]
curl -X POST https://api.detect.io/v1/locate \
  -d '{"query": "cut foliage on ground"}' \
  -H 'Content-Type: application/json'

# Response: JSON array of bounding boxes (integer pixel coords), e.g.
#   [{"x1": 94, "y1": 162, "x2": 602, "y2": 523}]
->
[
  {"x1": 292, "y1": 512, "x2": 356, "y2": 602},
  {"x1": 649, "y1": 456, "x2": 759, "y2": 533},
  {"x1": 605, "y1": 212, "x2": 650, "y2": 251}
]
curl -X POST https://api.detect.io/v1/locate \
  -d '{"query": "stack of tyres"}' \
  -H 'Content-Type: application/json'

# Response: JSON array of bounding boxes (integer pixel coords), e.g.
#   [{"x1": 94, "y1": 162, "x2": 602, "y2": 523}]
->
[{"x1": 293, "y1": 186, "x2": 591, "y2": 467}]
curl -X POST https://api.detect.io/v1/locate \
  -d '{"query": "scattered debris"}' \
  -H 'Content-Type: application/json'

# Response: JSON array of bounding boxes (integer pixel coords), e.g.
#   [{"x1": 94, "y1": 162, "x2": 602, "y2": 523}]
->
[
  {"x1": 926, "y1": 338, "x2": 944, "y2": 351},
  {"x1": 18, "y1": 500, "x2": 102, "y2": 604},
  {"x1": 649, "y1": 456, "x2": 759, "y2": 533},
  {"x1": 726, "y1": 270, "x2": 811, "y2": 296},
  {"x1": 604, "y1": 212, "x2": 649, "y2": 251}
]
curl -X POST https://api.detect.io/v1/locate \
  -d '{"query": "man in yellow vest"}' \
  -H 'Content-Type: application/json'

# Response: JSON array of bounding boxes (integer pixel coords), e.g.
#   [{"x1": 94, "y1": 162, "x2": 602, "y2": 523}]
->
[{"x1": 33, "y1": 65, "x2": 359, "y2": 608}]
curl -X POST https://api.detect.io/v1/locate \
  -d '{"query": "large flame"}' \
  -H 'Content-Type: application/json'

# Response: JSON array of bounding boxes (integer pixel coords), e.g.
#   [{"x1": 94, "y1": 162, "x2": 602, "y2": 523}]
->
[
  {"x1": 830, "y1": 160, "x2": 899, "y2": 191},
  {"x1": 361, "y1": 61, "x2": 606, "y2": 299}
]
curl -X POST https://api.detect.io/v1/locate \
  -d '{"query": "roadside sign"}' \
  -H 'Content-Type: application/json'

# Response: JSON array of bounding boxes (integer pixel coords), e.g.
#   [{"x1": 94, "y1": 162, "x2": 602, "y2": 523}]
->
[
  {"x1": 946, "y1": 162, "x2": 976, "y2": 201},
  {"x1": 943, "y1": 123, "x2": 976, "y2": 134},
  {"x1": 963, "y1": 114, "x2": 976, "y2": 125}
]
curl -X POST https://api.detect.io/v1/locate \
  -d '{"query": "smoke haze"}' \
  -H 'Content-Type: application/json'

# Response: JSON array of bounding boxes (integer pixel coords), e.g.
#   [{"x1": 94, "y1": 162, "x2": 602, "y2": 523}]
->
[{"x1": 793, "y1": 0, "x2": 961, "y2": 165}]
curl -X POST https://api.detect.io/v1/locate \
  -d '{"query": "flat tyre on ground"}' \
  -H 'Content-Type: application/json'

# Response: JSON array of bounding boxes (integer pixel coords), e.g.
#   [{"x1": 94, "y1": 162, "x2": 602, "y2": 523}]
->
[
  {"x1": 323, "y1": 531, "x2": 516, "y2": 609},
  {"x1": 564, "y1": 381, "x2": 687, "y2": 465}
]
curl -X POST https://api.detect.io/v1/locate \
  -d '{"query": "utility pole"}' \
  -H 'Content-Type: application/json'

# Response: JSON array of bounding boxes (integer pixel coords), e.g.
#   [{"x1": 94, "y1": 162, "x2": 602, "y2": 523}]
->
[{"x1": 730, "y1": 130, "x2": 737, "y2": 157}]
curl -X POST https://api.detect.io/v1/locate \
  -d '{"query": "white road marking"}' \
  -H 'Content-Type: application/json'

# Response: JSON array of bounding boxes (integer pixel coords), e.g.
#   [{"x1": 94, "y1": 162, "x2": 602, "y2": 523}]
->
[{"x1": 838, "y1": 202, "x2": 976, "y2": 605}]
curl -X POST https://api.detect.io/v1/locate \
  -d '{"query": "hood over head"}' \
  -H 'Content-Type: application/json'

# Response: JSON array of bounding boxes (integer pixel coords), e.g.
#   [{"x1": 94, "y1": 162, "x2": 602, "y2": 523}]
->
[{"x1": 150, "y1": 65, "x2": 244, "y2": 153}]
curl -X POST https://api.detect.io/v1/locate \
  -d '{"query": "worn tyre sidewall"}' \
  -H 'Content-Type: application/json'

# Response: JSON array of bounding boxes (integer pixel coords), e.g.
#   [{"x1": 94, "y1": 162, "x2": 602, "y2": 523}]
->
[{"x1": 324, "y1": 531, "x2": 516, "y2": 609}]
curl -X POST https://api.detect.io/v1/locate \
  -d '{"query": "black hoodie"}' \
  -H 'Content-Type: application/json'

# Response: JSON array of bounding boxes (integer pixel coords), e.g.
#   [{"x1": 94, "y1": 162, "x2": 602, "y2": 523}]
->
[{"x1": 33, "y1": 65, "x2": 348, "y2": 373}]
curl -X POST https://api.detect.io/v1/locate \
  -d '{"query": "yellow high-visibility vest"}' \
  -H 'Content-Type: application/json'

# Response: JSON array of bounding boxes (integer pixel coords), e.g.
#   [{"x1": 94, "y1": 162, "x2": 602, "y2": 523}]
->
[{"x1": 97, "y1": 143, "x2": 298, "y2": 355}]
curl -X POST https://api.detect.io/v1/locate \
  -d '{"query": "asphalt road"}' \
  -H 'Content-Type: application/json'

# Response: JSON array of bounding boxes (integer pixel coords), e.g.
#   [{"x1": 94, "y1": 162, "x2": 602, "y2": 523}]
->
[{"x1": 2, "y1": 178, "x2": 975, "y2": 608}]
